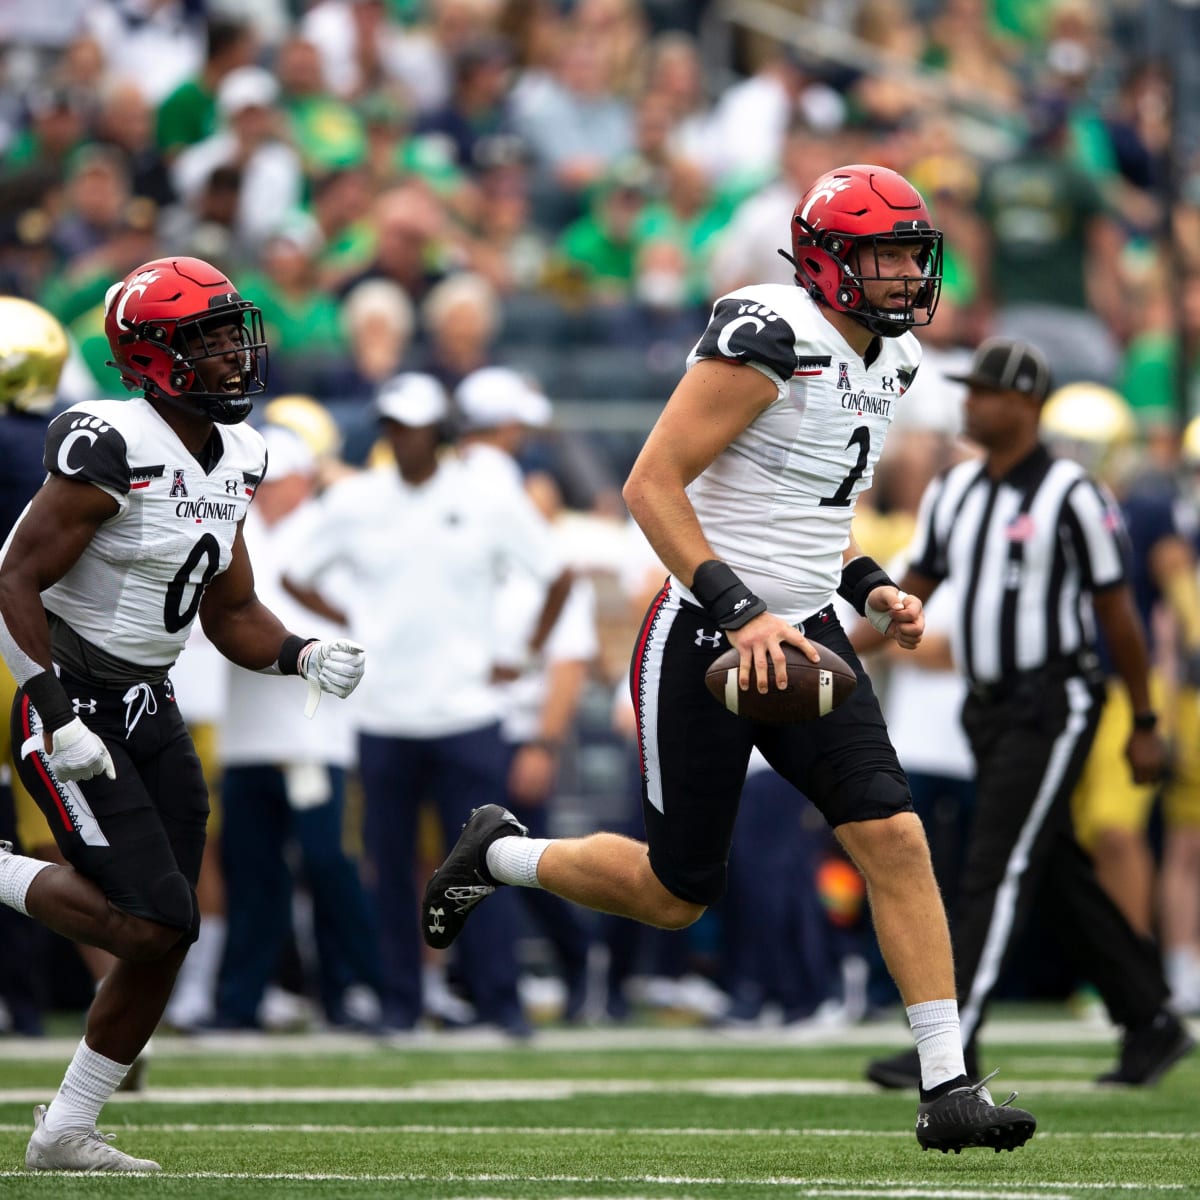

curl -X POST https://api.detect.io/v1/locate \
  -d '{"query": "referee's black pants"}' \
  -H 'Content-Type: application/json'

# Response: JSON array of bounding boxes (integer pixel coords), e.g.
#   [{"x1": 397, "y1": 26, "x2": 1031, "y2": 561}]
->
[{"x1": 954, "y1": 669, "x2": 1168, "y2": 1050}]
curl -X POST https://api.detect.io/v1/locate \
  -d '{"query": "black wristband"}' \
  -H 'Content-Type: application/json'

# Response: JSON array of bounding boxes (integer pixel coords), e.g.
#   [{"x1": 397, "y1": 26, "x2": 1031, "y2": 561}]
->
[
  {"x1": 24, "y1": 669, "x2": 75, "y2": 734},
  {"x1": 1133, "y1": 711, "x2": 1158, "y2": 732},
  {"x1": 690, "y1": 560, "x2": 768, "y2": 630},
  {"x1": 277, "y1": 635, "x2": 318, "y2": 676},
  {"x1": 838, "y1": 556, "x2": 896, "y2": 617}
]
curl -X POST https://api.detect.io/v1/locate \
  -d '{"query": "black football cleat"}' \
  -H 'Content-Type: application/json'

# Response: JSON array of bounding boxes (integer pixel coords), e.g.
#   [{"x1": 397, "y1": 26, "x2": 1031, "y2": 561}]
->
[
  {"x1": 422, "y1": 805, "x2": 528, "y2": 950},
  {"x1": 868, "y1": 1045, "x2": 979, "y2": 1090},
  {"x1": 1097, "y1": 1011, "x2": 1196, "y2": 1086},
  {"x1": 915, "y1": 1071, "x2": 1036, "y2": 1154}
]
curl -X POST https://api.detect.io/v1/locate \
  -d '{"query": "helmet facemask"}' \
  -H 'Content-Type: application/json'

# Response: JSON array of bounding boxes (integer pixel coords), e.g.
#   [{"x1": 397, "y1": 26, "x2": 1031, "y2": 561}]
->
[
  {"x1": 787, "y1": 220, "x2": 944, "y2": 339},
  {"x1": 120, "y1": 303, "x2": 269, "y2": 425}
]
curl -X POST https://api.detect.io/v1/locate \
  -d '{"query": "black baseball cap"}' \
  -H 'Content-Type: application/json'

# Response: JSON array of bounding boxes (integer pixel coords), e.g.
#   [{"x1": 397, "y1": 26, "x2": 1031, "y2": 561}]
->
[{"x1": 946, "y1": 337, "x2": 1052, "y2": 402}]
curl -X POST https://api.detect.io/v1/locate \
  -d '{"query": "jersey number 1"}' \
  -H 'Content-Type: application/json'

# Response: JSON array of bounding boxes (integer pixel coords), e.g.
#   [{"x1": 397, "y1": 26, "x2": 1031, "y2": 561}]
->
[{"x1": 819, "y1": 425, "x2": 870, "y2": 508}]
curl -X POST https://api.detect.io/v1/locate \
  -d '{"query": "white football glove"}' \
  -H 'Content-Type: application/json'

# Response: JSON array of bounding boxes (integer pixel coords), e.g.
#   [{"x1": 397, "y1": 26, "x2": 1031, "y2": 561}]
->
[
  {"x1": 21, "y1": 716, "x2": 116, "y2": 782},
  {"x1": 298, "y1": 639, "x2": 366, "y2": 716}
]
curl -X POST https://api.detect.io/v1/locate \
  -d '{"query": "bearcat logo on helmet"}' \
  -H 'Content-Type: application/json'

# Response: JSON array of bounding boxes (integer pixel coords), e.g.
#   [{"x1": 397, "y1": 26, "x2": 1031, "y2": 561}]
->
[
  {"x1": 780, "y1": 164, "x2": 944, "y2": 339},
  {"x1": 103, "y1": 257, "x2": 269, "y2": 425}
]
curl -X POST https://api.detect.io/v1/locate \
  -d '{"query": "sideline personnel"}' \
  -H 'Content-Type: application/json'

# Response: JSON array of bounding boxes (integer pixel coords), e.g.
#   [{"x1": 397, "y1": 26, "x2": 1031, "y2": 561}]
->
[{"x1": 866, "y1": 338, "x2": 1194, "y2": 1090}]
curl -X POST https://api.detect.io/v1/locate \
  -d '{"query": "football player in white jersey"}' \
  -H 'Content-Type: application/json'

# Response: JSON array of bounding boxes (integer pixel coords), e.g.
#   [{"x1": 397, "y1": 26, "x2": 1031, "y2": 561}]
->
[
  {"x1": 426, "y1": 165, "x2": 1037, "y2": 1152},
  {"x1": 0, "y1": 257, "x2": 366, "y2": 1173}
]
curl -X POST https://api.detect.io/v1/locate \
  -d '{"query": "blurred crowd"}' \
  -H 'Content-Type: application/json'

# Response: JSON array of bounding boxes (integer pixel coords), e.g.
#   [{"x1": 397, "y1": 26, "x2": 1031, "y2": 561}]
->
[{"x1": 4, "y1": 0, "x2": 1200, "y2": 1038}]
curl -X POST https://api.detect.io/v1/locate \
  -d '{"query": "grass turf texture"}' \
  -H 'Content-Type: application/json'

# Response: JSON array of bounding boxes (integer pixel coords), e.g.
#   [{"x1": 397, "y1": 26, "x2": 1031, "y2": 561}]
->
[{"x1": 0, "y1": 1014, "x2": 1196, "y2": 1198}]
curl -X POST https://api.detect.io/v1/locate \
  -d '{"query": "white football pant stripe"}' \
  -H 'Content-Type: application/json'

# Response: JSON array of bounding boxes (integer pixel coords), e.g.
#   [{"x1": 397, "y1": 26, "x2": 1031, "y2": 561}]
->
[
  {"x1": 636, "y1": 595, "x2": 678, "y2": 815},
  {"x1": 959, "y1": 676, "x2": 1093, "y2": 1047}
]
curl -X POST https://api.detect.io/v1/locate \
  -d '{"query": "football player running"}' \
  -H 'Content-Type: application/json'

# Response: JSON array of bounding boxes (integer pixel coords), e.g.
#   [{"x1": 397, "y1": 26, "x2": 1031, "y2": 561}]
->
[
  {"x1": 0, "y1": 257, "x2": 365, "y2": 1173},
  {"x1": 426, "y1": 165, "x2": 1036, "y2": 1152}
]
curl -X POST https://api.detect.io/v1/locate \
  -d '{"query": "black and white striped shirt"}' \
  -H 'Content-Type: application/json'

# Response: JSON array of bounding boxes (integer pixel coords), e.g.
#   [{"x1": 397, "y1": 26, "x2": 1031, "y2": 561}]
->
[{"x1": 907, "y1": 445, "x2": 1128, "y2": 686}]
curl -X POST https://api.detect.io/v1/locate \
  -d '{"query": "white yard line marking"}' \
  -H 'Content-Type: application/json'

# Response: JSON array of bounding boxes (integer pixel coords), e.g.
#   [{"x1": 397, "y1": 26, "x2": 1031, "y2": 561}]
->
[
  {"x1": 0, "y1": 1079, "x2": 1110, "y2": 1103},
  {"x1": 0, "y1": 1017, "x2": 1174, "y2": 1059},
  {"x1": 0, "y1": 1170, "x2": 1182, "y2": 1190},
  {"x1": 0, "y1": 1122, "x2": 1193, "y2": 1140}
]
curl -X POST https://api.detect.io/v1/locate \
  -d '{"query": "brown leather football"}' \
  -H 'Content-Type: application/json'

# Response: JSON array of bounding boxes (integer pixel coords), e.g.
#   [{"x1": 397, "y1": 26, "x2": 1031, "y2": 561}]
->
[{"x1": 703, "y1": 641, "x2": 858, "y2": 723}]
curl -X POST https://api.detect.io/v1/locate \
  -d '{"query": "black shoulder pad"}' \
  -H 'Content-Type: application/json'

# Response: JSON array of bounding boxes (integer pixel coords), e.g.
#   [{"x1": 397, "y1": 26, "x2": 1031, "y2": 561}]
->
[
  {"x1": 692, "y1": 296, "x2": 797, "y2": 381},
  {"x1": 44, "y1": 411, "x2": 132, "y2": 495}
]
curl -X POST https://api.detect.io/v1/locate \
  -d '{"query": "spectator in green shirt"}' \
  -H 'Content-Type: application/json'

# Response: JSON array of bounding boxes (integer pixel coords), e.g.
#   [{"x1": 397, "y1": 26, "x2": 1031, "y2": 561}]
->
[
  {"x1": 631, "y1": 156, "x2": 736, "y2": 307},
  {"x1": 155, "y1": 18, "x2": 257, "y2": 158},
  {"x1": 277, "y1": 36, "x2": 367, "y2": 174},
  {"x1": 239, "y1": 215, "x2": 348, "y2": 394},
  {"x1": 549, "y1": 162, "x2": 652, "y2": 306}
]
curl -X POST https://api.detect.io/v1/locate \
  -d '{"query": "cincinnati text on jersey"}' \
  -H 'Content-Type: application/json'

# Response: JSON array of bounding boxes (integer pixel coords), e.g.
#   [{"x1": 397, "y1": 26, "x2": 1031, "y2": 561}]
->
[
  {"x1": 839, "y1": 391, "x2": 894, "y2": 416},
  {"x1": 175, "y1": 496, "x2": 240, "y2": 522}
]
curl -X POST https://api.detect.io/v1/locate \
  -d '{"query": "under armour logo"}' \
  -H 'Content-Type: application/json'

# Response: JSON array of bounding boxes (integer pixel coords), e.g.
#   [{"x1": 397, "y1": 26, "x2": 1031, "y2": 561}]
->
[
  {"x1": 427, "y1": 907, "x2": 446, "y2": 935},
  {"x1": 72, "y1": 697, "x2": 98, "y2": 715},
  {"x1": 916, "y1": 1112, "x2": 929, "y2": 1129},
  {"x1": 695, "y1": 629, "x2": 723, "y2": 647},
  {"x1": 225, "y1": 478, "x2": 240, "y2": 495}
]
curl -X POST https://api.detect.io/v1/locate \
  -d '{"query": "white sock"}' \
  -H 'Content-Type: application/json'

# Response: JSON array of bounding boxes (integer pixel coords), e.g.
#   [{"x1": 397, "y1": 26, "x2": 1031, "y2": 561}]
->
[
  {"x1": 907, "y1": 998, "x2": 967, "y2": 1091},
  {"x1": 42, "y1": 1039, "x2": 131, "y2": 1136},
  {"x1": 0, "y1": 850, "x2": 52, "y2": 917},
  {"x1": 486, "y1": 836, "x2": 551, "y2": 888}
]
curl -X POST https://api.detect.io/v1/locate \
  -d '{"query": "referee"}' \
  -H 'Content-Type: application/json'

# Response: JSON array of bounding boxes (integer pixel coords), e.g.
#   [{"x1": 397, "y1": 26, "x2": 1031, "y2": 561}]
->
[{"x1": 866, "y1": 337, "x2": 1194, "y2": 1088}]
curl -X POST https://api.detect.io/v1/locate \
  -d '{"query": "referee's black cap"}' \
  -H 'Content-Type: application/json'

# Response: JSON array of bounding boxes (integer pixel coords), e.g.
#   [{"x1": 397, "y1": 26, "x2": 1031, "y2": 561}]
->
[{"x1": 947, "y1": 338, "x2": 1052, "y2": 403}]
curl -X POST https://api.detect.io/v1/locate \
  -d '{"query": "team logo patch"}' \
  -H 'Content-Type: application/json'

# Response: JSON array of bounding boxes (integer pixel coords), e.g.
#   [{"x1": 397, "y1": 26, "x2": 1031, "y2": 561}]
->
[
  {"x1": 129, "y1": 465, "x2": 164, "y2": 491},
  {"x1": 837, "y1": 362, "x2": 851, "y2": 390},
  {"x1": 169, "y1": 469, "x2": 189, "y2": 498},
  {"x1": 793, "y1": 355, "x2": 831, "y2": 378}
]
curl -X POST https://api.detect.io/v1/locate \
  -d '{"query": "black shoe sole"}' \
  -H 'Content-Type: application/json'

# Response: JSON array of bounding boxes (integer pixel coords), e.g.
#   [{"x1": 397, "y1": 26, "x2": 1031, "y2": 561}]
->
[{"x1": 919, "y1": 1117, "x2": 1036, "y2": 1154}]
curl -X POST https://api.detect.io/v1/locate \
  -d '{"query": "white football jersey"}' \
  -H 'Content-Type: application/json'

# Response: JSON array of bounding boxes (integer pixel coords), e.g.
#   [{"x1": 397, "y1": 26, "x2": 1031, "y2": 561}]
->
[
  {"x1": 35, "y1": 398, "x2": 266, "y2": 670},
  {"x1": 679, "y1": 285, "x2": 922, "y2": 622}
]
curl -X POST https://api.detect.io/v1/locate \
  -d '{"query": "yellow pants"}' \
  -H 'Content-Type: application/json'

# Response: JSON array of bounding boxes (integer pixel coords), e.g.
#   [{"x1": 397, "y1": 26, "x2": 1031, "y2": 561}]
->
[{"x1": 1072, "y1": 676, "x2": 1200, "y2": 845}]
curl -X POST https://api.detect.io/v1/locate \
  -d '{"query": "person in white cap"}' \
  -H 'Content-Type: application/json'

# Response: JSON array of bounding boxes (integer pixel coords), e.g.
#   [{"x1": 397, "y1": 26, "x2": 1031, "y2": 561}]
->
[
  {"x1": 172, "y1": 65, "x2": 303, "y2": 252},
  {"x1": 455, "y1": 367, "x2": 596, "y2": 1021},
  {"x1": 216, "y1": 426, "x2": 380, "y2": 1032},
  {"x1": 284, "y1": 373, "x2": 570, "y2": 1037}
]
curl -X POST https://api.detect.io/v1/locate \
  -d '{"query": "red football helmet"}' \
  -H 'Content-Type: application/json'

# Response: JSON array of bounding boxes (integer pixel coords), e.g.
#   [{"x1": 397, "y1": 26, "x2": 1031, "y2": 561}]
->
[
  {"x1": 783, "y1": 164, "x2": 943, "y2": 339},
  {"x1": 103, "y1": 257, "x2": 268, "y2": 424}
]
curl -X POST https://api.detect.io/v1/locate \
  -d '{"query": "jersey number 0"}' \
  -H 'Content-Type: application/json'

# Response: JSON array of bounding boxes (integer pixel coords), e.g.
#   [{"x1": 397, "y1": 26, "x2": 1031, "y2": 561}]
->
[{"x1": 163, "y1": 534, "x2": 221, "y2": 633}]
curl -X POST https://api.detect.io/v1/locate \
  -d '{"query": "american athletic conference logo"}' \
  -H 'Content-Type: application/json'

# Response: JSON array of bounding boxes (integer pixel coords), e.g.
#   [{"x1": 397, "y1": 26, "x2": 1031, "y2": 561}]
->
[{"x1": 837, "y1": 362, "x2": 851, "y2": 390}]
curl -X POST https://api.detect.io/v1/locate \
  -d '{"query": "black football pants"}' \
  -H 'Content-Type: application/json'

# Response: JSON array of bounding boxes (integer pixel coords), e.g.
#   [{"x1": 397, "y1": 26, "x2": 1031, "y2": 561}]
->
[{"x1": 954, "y1": 670, "x2": 1168, "y2": 1049}]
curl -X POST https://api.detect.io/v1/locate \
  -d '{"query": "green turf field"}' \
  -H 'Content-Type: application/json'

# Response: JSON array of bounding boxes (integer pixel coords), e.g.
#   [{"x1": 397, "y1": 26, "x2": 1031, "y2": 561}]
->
[{"x1": 0, "y1": 1013, "x2": 1196, "y2": 1198}]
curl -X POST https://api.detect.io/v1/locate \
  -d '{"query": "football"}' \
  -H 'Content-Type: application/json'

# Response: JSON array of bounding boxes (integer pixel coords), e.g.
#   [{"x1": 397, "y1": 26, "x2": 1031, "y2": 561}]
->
[{"x1": 703, "y1": 641, "x2": 857, "y2": 723}]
